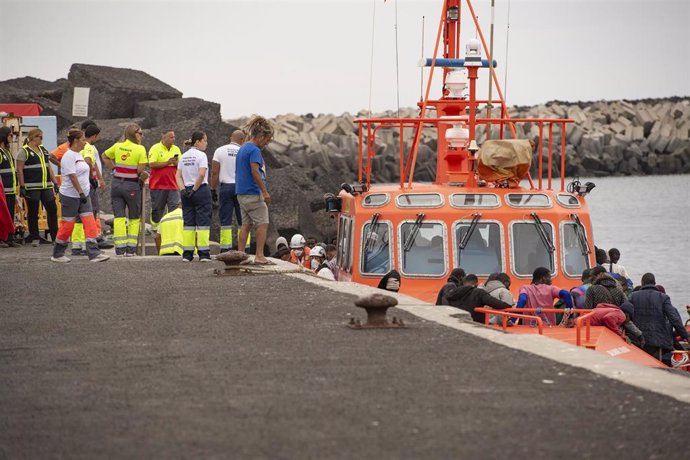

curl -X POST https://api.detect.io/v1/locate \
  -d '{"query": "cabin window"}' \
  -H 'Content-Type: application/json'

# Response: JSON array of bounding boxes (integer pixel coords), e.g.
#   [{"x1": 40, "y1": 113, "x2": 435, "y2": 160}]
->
[
  {"x1": 505, "y1": 193, "x2": 551, "y2": 208},
  {"x1": 362, "y1": 193, "x2": 390, "y2": 208},
  {"x1": 399, "y1": 221, "x2": 446, "y2": 276},
  {"x1": 395, "y1": 193, "x2": 444, "y2": 208},
  {"x1": 510, "y1": 221, "x2": 556, "y2": 276},
  {"x1": 337, "y1": 216, "x2": 354, "y2": 272},
  {"x1": 454, "y1": 221, "x2": 503, "y2": 275},
  {"x1": 361, "y1": 221, "x2": 392, "y2": 274},
  {"x1": 449, "y1": 193, "x2": 499, "y2": 208},
  {"x1": 561, "y1": 222, "x2": 590, "y2": 277},
  {"x1": 556, "y1": 194, "x2": 581, "y2": 208}
]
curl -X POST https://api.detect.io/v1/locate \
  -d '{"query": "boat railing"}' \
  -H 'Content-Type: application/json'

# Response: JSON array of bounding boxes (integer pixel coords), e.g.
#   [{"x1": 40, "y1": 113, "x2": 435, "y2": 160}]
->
[
  {"x1": 474, "y1": 308, "x2": 544, "y2": 335},
  {"x1": 353, "y1": 116, "x2": 575, "y2": 191},
  {"x1": 574, "y1": 311, "x2": 597, "y2": 347},
  {"x1": 476, "y1": 307, "x2": 597, "y2": 347}
]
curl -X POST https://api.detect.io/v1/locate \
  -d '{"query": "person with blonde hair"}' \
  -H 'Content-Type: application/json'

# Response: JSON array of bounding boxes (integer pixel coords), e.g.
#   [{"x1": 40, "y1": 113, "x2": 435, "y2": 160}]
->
[
  {"x1": 16, "y1": 128, "x2": 59, "y2": 245},
  {"x1": 102, "y1": 124, "x2": 148, "y2": 256},
  {"x1": 235, "y1": 116, "x2": 275, "y2": 265}
]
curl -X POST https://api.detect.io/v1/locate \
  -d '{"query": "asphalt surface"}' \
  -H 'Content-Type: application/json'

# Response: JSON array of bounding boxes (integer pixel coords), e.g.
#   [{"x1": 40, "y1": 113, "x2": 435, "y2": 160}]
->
[{"x1": 0, "y1": 246, "x2": 687, "y2": 459}]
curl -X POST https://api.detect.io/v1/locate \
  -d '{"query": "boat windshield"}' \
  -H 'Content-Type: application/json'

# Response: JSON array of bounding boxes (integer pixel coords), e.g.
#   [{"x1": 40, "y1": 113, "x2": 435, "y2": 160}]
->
[
  {"x1": 361, "y1": 220, "x2": 391, "y2": 274},
  {"x1": 400, "y1": 221, "x2": 446, "y2": 276},
  {"x1": 561, "y1": 222, "x2": 590, "y2": 277},
  {"x1": 455, "y1": 221, "x2": 502, "y2": 275},
  {"x1": 511, "y1": 220, "x2": 555, "y2": 276}
]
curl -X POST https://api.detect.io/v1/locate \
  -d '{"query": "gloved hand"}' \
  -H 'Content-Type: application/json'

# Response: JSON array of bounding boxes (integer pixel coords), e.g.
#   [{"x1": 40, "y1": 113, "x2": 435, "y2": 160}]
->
[
  {"x1": 19, "y1": 186, "x2": 27, "y2": 198},
  {"x1": 79, "y1": 192, "x2": 88, "y2": 204},
  {"x1": 53, "y1": 183, "x2": 60, "y2": 193},
  {"x1": 181, "y1": 188, "x2": 194, "y2": 198},
  {"x1": 211, "y1": 189, "x2": 218, "y2": 203}
]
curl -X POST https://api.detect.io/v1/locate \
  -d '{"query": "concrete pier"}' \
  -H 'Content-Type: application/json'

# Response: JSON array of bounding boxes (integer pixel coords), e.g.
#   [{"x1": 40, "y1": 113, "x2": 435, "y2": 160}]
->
[{"x1": 0, "y1": 247, "x2": 688, "y2": 459}]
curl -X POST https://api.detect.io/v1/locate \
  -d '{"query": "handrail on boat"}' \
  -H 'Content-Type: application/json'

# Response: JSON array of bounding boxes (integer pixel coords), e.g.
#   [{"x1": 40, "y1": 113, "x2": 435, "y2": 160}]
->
[
  {"x1": 575, "y1": 311, "x2": 597, "y2": 347},
  {"x1": 353, "y1": 117, "x2": 575, "y2": 192},
  {"x1": 475, "y1": 308, "x2": 544, "y2": 335}
]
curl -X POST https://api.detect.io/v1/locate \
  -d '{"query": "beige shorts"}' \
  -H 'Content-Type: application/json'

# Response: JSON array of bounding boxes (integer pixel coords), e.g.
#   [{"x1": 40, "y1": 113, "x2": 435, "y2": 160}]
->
[{"x1": 238, "y1": 194, "x2": 269, "y2": 225}]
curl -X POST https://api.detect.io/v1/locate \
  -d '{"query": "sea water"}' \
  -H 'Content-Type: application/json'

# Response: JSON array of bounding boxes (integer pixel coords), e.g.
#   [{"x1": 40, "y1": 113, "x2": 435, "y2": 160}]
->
[{"x1": 584, "y1": 174, "x2": 690, "y2": 321}]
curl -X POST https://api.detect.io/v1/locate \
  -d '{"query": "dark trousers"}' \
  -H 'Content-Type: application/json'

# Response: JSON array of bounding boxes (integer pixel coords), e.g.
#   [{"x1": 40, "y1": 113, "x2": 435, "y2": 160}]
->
[
  {"x1": 150, "y1": 189, "x2": 180, "y2": 224},
  {"x1": 5, "y1": 193, "x2": 16, "y2": 241},
  {"x1": 219, "y1": 183, "x2": 242, "y2": 226},
  {"x1": 181, "y1": 184, "x2": 212, "y2": 260},
  {"x1": 643, "y1": 344, "x2": 673, "y2": 366},
  {"x1": 26, "y1": 188, "x2": 58, "y2": 241}
]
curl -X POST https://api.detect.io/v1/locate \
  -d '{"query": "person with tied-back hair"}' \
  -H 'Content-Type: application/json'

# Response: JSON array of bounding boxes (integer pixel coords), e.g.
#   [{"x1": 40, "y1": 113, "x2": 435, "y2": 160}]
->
[
  {"x1": 51, "y1": 129, "x2": 109, "y2": 263},
  {"x1": 16, "y1": 128, "x2": 59, "y2": 245},
  {"x1": 176, "y1": 131, "x2": 212, "y2": 262},
  {"x1": 102, "y1": 124, "x2": 148, "y2": 256},
  {"x1": 235, "y1": 116, "x2": 275, "y2": 265}
]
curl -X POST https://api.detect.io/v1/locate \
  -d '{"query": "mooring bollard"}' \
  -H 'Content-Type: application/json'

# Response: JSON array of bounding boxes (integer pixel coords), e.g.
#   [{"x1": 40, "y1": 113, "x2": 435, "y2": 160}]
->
[
  {"x1": 349, "y1": 293, "x2": 406, "y2": 329},
  {"x1": 214, "y1": 250, "x2": 250, "y2": 276}
]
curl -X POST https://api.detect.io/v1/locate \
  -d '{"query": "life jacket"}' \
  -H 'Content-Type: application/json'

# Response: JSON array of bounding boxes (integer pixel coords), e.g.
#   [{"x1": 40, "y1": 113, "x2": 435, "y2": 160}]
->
[
  {"x1": 0, "y1": 147, "x2": 17, "y2": 194},
  {"x1": 21, "y1": 145, "x2": 51, "y2": 190}
]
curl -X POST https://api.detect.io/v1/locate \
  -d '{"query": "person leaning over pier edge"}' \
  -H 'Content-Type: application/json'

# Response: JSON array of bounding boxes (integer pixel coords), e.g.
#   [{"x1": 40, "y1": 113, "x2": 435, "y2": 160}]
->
[
  {"x1": 102, "y1": 124, "x2": 148, "y2": 256},
  {"x1": 176, "y1": 131, "x2": 212, "y2": 262},
  {"x1": 50, "y1": 129, "x2": 109, "y2": 263},
  {"x1": 15, "y1": 128, "x2": 59, "y2": 245},
  {"x1": 235, "y1": 116, "x2": 274, "y2": 265}
]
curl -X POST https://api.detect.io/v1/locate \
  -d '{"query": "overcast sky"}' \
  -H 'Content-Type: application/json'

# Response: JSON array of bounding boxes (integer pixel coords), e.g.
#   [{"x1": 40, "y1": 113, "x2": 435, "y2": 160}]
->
[{"x1": 2, "y1": 0, "x2": 688, "y2": 119}]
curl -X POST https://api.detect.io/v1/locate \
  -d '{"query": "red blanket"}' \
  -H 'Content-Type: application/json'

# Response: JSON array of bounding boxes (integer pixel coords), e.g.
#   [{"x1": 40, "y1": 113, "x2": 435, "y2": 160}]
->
[{"x1": 0, "y1": 177, "x2": 14, "y2": 241}]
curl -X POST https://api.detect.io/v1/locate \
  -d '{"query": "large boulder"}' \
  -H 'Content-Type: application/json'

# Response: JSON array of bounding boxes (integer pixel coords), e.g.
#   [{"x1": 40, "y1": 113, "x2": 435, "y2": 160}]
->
[
  {"x1": 0, "y1": 77, "x2": 71, "y2": 127},
  {"x1": 134, "y1": 97, "x2": 221, "y2": 129},
  {"x1": 58, "y1": 64, "x2": 182, "y2": 121}
]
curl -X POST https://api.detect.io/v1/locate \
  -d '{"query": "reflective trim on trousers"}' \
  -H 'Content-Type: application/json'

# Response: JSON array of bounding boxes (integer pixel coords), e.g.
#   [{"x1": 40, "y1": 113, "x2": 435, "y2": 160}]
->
[{"x1": 22, "y1": 164, "x2": 43, "y2": 169}]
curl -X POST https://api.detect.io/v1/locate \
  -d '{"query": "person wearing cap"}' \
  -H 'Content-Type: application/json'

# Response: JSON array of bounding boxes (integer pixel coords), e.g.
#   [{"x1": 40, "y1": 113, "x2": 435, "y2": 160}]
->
[
  {"x1": 51, "y1": 129, "x2": 109, "y2": 263},
  {"x1": 148, "y1": 129, "x2": 182, "y2": 233},
  {"x1": 102, "y1": 124, "x2": 148, "y2": 256},
  {"x1": 275, "y1": 236, "x2": 288, "y2": 252},
  {"x1": 0, "y1": 126, "x2": 20, "y2": 247},
  {"x1": 309, "y1": 245, "x2": 335, "y2": 280},
  {"x1": 16, "y1": 128, "x2": 59, "y2": 245},
  {"x1": 211, "y1": 130, "x2": 246, "y2": 253},
  {"x1": 176, "y1": 131, "x2": 212, "y2": 262}
]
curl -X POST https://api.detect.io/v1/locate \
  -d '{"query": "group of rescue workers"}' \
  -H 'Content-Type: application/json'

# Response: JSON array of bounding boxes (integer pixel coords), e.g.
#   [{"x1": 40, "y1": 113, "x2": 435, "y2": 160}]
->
[{"x1": 430, "y1": 247, "x2": 690, "y2": 367}]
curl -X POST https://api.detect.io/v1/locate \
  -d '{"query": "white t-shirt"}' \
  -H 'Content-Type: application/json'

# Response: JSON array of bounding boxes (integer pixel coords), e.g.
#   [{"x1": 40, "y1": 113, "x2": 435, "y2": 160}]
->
[
  {"x1": 60, "y1": 149, "x2": 91, "y2": 198},
  {"x1": 178, "y1": 147, "x2": 208, "y2": 187},
  {"x1": 212, "y1": 142, "x2": 241, "y2": 184}
]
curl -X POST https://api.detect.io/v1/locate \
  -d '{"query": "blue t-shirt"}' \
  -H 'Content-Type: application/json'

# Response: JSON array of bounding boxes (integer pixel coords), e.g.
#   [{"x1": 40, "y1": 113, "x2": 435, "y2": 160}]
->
[{"x1": 235, "y1": 142, "x2": 265, "y2": 195}]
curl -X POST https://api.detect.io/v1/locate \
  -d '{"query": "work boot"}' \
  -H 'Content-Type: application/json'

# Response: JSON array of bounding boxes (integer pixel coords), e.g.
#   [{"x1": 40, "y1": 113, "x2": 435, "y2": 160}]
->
[
  {"x1": 90, "y1": 254, "x2": 110, "y2": 263},
  {"x1": 97, "y1": 238, "x2": 114, "y2": 249},
  {"x1": 51, "y1": 256, "x2": 71, "y2": 263}
]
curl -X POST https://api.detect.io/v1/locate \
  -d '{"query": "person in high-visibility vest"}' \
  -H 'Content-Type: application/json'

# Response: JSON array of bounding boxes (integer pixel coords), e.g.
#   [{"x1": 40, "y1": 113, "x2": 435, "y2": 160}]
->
[
  {"x1": 0, "y1": 127, "x2": 19, "y2": 247},
  {"x1": 102, "y1": 124, "x2": 148, "y2": 256},
  {"x1": 176, "y1": 131, "x2": 212, "y2": 262},
  {"x1": 148, "y1": 130, "x2": 182, "y2": 233},
  {"x1": 51, "y1": 129, "x2": 109, "y2": 263},
  {"x1": 155, "y1": 206, "x2": 184, "y2": 256},
  {"x1": 16, "y1": 128, "x2": 59, "y2": 245}
]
